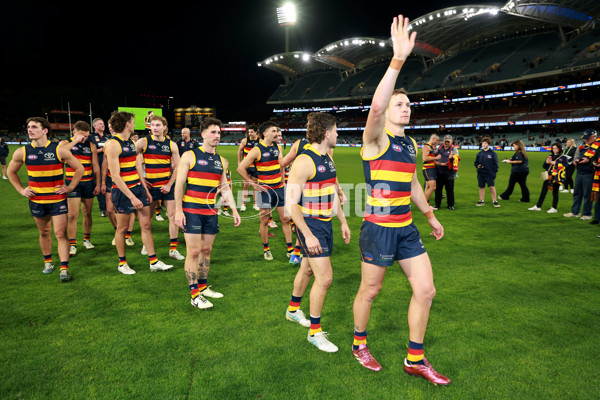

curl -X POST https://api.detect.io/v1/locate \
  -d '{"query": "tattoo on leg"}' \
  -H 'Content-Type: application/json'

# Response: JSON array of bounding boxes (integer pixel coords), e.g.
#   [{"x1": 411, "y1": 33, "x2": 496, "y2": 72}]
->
[
  {"x1": 198, "y1": 259, "x2": 210, "y2": 280},
  {"x1": 185, "y1": 271, "x2": 198, "y2": 285}
]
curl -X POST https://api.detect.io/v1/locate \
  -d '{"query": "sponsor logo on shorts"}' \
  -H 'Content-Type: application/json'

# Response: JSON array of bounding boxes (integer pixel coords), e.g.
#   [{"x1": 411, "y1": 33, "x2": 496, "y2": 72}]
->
[
  {"x1": 60, "y1": 205, "x2": 67, "y2": 210},
  {"x1": 379, "y1": 254, "x2": 394, "y2": 260},
  {"x1": 363, "y1": 252, "x2": 374, "y2": 262}
]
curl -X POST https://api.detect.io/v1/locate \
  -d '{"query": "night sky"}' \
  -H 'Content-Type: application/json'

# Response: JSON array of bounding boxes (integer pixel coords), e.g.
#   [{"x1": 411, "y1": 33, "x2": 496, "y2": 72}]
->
[{"x1": 1, "y1": 0, "x2": 503, "y2": 125}]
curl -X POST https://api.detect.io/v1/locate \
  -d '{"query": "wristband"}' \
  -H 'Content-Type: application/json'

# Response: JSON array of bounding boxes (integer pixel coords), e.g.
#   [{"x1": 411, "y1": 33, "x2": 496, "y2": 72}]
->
[
  {"x1": 389, "y1": 58, "x2": 405, "y2": 71},
  {"x1": 424, "y1": 210, "x2": 435, "y2": 220}
]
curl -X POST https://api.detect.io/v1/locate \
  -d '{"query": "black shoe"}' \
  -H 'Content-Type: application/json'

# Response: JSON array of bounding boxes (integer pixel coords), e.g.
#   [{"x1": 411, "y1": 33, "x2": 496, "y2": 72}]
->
[
  {"x1": 590, "y1": 220, "x2": 599, "y2": 225},
  {"x1": 434, "y1": 205, "x2": 441, "y2": 209},
  {"x1": 448, "y1": 206, "x2": 455, "y2": 211}
]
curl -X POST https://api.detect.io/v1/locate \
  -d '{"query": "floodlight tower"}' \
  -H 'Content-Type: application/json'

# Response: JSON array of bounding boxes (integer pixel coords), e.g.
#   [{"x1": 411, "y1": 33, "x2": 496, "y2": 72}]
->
[{"x1": 277, "y1": 3, "x2": 296, "y2": 53}]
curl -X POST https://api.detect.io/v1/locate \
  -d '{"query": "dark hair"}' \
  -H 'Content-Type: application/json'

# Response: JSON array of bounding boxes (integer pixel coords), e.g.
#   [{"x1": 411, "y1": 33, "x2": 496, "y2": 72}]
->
[
  {"x1": 552, "y1": 142, "x2": 563, "y2": 154},
  {"x1": 307, "y1": 113, "x2": 336, "y2": 144},
  {"x1": 201, "y1": 117, "x2": 222, "y2": 132},
  {"x1": 511, "y1": 139, "x2": 527, "y2": 158},
  {"x1": 108, "y1": 111, "x2": 135, "y2": 133},
  {"x1": 247, "y1": 125, "x2": 258, "y2": 132},
  {"x1": 481, "y1": 137, "x2": 492, "y2": 145},
  {"x1": 26, "y1": 117, "x2": 52, "y2": 135},
  {"x1": 73, "y1": 120, "x2": 91, "y2": 132},
  {"x1": 258, "y1": 121, "x2": 278, "y2": 136}
]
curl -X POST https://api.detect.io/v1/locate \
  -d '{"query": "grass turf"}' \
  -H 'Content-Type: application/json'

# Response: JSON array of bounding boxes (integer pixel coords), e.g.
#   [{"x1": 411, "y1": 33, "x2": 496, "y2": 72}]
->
[{"x1": 0, "y1": 144, "x2": 598, "y2": 399}]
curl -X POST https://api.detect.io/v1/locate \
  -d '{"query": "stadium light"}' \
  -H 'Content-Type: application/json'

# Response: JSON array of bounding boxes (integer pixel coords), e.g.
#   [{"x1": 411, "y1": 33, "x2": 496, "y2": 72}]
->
[
  {"x1": 277, "y1": 3, "x2": 296, "y2": 25},
  {"x1": 277, "y1": 3, "x2": 297, "y2": 53}
]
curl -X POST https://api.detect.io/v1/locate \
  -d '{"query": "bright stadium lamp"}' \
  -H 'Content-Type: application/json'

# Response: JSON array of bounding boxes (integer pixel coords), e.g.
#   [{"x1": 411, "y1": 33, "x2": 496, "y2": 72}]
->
[
  {"x1": 277, "y1": 3, "x2": 296, "y2": 25},
  {"x1": 277, "y1": 3, "x2": 296, "y2": 53}
]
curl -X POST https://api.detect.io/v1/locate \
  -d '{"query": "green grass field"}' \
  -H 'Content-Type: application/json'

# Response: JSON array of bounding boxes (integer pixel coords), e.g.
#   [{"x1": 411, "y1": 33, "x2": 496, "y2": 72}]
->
[{"x1": 1, "y1": 143, "x2": 598, "y2": 400}]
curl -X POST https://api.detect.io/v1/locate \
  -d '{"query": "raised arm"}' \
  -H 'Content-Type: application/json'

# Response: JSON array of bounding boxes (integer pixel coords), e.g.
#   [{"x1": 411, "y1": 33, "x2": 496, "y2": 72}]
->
[{"x1": 363, "y1": 15, "x2": 416, "y2": 146}]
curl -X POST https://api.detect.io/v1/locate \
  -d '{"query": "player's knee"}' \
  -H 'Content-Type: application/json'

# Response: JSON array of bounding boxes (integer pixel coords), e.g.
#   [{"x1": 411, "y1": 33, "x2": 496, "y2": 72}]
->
[
  {"x1": 280, "y1": 215, "x2": 290, "y2": 224},
  {"x1": 415, "y1": 284, "x2": 436, "y2": 303},
  {"x1": 53, "y1": 227, "x2": 68, "y2": 241},
  {"x1": 316, "y1": 274, "x2": 333, "y2": 290},
  {"x1": 200, "y1": 245, "x2": 213, "y2": 257},
  {"x1": 187, "y1": 247, "x2": 201, "y2": 259},
  {"x1": 361, "y1": 282, "x2": 382, "y2": 302}
]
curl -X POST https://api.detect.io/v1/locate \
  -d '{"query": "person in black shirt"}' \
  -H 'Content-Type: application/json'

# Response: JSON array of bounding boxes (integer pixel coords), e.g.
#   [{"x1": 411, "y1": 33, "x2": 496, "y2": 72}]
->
[
  {"x1": 561, "y1": 138, "x2": 576, "y2": 193},
  {"x1": 0, "y1": 136, "x2": 9, "y2": 179},
  {"x1": 474, "y1": 137, "x2": 499, "y2": 207},
  {"x1": 499, "y1": 140, "x2": 530, "y2": 202},
  {"x1": 91, "y1": 118, "x2": 110, "y2": 216}
]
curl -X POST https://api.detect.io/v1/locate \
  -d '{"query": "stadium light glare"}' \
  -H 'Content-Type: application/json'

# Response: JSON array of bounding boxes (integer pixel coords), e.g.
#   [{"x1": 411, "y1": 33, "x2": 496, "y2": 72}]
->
[
  {"x1": 277, "y1": 3, "x2": 297, "y2": 26},
  {"x1": 302, "y1": 53, "x2": 310, "y2": 61}
]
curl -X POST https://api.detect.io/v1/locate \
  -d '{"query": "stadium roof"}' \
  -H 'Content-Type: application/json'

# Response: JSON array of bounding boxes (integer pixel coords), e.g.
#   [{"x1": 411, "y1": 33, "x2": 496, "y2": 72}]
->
[{"x1": 258, "y1": 0, "x2": 600, "y2": 79}]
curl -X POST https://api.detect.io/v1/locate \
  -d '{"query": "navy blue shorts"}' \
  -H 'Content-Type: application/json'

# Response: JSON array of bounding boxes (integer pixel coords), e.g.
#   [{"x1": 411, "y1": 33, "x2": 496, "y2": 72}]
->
[
  {"x1": 112, "y1": 184, "x2": 150, "y2": 214},
  {"x1": 29, "y1": 199, "x2": 68, "y2": 218},
  {"x1": 258, "y1": 186, "x2": 285, "y2": 209},
  {"x1": 67, "y1": 180, "x2": 96, "y2": 199},
  {"x1": 247, "y1": 166, "x2": 259, "y2": 179},
  {"x1": 296, "y1": 217, "x2": 333, "y2": 258},
  {"x1": 477, "y1": 173, "x2": 496, "y2": 188},
  {"x1": 149, "y1": 185, "x2": 175, "y2": 202},
  {"x1": 422, "y1": 168, "x2": 437, "y2": 182},
  {"x1": 183, "y1": 212, "x2": 219, "y2": 235},
  {"x1": 359, "y1": 221, "x2": 426, "y2": 267}
]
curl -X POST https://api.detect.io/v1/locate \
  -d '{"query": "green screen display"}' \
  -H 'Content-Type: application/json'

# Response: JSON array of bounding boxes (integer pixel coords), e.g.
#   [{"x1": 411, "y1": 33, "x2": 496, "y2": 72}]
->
[{"x1": 117, "y1": 107, "x2": 163, "y2": 131}]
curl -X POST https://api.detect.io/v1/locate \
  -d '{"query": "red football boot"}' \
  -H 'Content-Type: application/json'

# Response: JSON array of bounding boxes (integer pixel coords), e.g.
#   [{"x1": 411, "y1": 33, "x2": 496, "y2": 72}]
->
[
  {"x1": 352, "y1": 344, "x2": 382, "y2": 372},
  {"x1": 404, "y1": 357, "x2": 451, "y2": 385}
]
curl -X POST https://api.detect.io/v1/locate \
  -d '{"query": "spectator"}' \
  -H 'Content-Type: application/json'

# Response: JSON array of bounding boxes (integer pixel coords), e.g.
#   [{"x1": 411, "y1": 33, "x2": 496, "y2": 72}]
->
[
  {"x1": 499, "y1": 140, "x2": 530, "y2": 202},
  {"x1": 474, "y1": 137, "x2": 499, "y2": 207},
  {"x1": 564, "y1": 129, "x2": 597, "y2": 219},
  {"x1": 0, "y1": 136, "x2": 9, "y2": 179},
  {"x1": 434, "y1": 134, "x2": 459, "y2": 210},
  {"x1": 528, "y1": 143, "x2": 568, "y2": 213},
  {"x1": 561, "y1": 138, "x2": 577, "y2": 193}
]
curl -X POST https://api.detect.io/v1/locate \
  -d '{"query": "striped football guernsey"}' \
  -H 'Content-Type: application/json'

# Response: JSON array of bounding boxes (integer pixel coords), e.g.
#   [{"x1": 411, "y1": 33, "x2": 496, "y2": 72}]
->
[
  {"x1": 109, "y1": 135, "x2": 140, "y2": 189},
  {"x1": 182, "y1": 147, "x2": 224, "y2": 215},
  {"x1": 143, "y1": 136, "x2": 175, "y2": 188},
  {"x1": 362, "y1": 129, "x2": 417, "y2": 228},
  {"x1": 243, "y1": 138, "x2": 259, "y2": 159},
  {"x1": 422, "y1": 142, "x2": 436, "y2": 170},
  {"x1": 255, "y1": 141, "x2": 283, "y2": 189},
  {"x1": 23, "y1": 140, "x2": 66, "y2": 204},
  {"x1": 295, "y1": 137, "x2": 310, "y2": 157},
  {"x1": 65, "y1": 137, "x2": 93, "y2": 185},
  {"x1": 299, "y1": 146, "x2": 337, "y2": 221}
]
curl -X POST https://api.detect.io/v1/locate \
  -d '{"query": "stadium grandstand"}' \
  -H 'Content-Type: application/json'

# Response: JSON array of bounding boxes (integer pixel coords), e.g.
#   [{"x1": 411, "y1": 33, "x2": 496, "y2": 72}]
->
[{"x1": 258, "y1": 0, "x2": 600, "y2": 149}]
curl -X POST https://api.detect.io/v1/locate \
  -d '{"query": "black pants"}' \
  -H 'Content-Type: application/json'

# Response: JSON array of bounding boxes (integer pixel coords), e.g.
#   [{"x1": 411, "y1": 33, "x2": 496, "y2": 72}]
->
[
  {"x1": 500, "y1": 171, "x2": 530, "y2": 202},
  {"x1": 435, "y1": 174, "x2": 455, "y2": 208},
  {"x1": 564, "y1": 165, "x2": 575, "y2": 190},
  {"x1": 536, "y1": 181, "x2": 560, "y2": 209}
]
